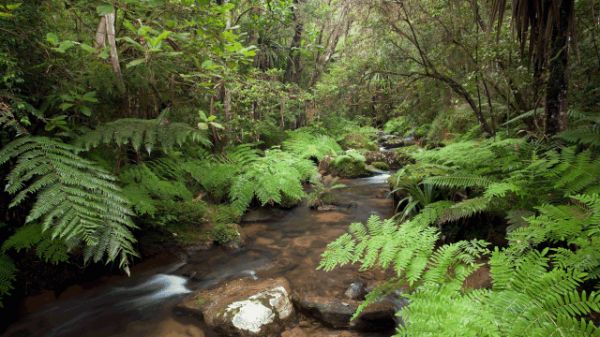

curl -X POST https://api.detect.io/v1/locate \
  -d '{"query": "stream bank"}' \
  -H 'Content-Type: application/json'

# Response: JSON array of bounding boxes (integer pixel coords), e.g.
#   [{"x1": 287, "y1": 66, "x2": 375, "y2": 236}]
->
[{"x1": 3, "y1": 173, "x2": 396, "y2": 337}]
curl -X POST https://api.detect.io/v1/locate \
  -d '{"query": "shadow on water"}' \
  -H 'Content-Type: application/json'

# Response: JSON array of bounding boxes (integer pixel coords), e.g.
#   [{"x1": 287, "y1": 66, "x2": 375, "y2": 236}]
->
[{"x1": 3, "y1": 173, "x2": 394, "y2": 337}]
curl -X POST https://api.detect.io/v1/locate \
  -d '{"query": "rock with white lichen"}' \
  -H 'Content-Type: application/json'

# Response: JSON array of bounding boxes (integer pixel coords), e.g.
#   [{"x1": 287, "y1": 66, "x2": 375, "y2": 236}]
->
[{"x1": 178, "y1": 277, "x2": 295, "y2": 337}]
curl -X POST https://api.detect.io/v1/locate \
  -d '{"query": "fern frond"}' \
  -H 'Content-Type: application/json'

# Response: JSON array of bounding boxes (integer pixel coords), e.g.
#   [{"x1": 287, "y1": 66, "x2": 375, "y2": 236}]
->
[
  {"x1": 77, "y1": 118, "x2": 211, "y2": 154},
  {"x1": 283, "y1": 130, "x2": 342, "y2": 160},
  {"x1": 0, "y1": 137, "x2": 137, "y2": 270},
  {"x1": 438, "y1": 197, "x2": 490, "y2": 224},
  {"x1": 0, "y1": 254, "x2": 16, "y2": 306},
  {"x1": 425, "y1": 175, "x2": 494, "y2": 189}
]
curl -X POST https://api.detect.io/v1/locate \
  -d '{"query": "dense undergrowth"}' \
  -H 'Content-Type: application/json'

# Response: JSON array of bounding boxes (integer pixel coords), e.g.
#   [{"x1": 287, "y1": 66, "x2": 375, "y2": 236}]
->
[
  {"x1": 321, "y1": 125, "x2": 600, "y2": 336},
  {"x1": 1, "y1": 0, "x2": 600, "y2": 335}
]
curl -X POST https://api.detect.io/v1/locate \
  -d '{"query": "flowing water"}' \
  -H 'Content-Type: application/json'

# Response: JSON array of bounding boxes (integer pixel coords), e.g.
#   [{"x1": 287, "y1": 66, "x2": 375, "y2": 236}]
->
[{"x1": 3, "y1": 174, "x2": 394, "y2": 337}]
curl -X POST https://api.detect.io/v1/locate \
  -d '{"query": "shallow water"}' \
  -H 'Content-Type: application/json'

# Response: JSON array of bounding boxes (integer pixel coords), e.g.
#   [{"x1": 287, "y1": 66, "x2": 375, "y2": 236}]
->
[{"x1": 3, "y1": 174, "x2": 394, "y2": 337}]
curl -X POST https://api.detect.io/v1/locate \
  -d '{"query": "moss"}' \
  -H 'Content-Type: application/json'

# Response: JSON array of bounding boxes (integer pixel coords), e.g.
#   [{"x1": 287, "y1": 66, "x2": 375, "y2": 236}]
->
[
  {"x1": 331, "y1": 150, "x2": 371, "y2": 178},
  {"x1": 371, "y1": 161, "x2": 390, "y2": 171},
  {"x1": 211, "y1": 223, "x2": 242, "y2": 245},
  {"x1": 394, "y1": 145, "x2": 422, "y2": 165}
]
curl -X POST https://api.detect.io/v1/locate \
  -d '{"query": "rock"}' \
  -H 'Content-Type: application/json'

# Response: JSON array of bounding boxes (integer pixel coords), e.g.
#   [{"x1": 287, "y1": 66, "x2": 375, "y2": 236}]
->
[
  {"x1": 381, "y1": 136, "x2": 415, "y2": 149},
  {"x1": 211, "y1": 224, "x2": 246, "y2": 250},
  {"x1": 294, "y1": 294, "x2": 396, "y2": 331},
  {"x1": 317, "y1": 205, "x2": 338, "y2": 212},
  {"x1": 282, "y1": 326, "x2": 372, "y2": 337},
  {"x1": 180, "y1": 277, "x2": 295, "y2": 337},
  {"x1": 318, "y1": 156, "x2": 333, "y2": 175},
  {"x1": 344, "y1": 281, "x2": 366, "y2": 300},
  {"x1": 370, "y1": 161, "x2": 390, "y2": 171},
  {"x1": 364, "y1": 151, "x2": 402, "y2": 169}
]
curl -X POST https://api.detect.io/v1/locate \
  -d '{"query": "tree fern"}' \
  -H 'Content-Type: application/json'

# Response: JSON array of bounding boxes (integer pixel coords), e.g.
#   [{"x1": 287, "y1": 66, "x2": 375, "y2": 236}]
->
[
  {"x1": 77, "y1": 118, "x2": 210, "y2": 154},
  {"x1": 0, "y1": 136, "x2": 137, "y2": 271},
  {"x1": 2, "y1": 223, "x2": 70, "y2": 263},
  {"x1": 229, "y1": 149, "x2": 316, "y2": 215}
]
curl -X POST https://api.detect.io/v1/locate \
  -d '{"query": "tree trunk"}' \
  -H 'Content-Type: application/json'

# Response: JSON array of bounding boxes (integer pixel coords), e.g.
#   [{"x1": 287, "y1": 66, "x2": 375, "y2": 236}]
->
[
  {"x1": 285, "y1": 0, "x2": 304, "y2": 84},
  {"x1": 544, "y1": 0, "x2": 572, "y2": 135}
]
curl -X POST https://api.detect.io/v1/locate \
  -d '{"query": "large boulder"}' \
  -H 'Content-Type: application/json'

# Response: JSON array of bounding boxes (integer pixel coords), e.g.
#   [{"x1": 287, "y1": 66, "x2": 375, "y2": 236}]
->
[{"x1": 179, "y1": 277, "x2": 295, "y2": 337}]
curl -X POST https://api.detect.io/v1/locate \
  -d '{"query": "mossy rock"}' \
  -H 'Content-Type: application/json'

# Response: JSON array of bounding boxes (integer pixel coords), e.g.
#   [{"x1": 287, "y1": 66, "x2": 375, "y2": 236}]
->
[
  {"x1": 211, "y1": 223, "x2": 245, "y2": 248},
  {"x1": 371, "y1": 161, "x2": 390, "y2": 171},
  {"x1": 331, "y1": 151, "x2": 371, "y2": 178}
]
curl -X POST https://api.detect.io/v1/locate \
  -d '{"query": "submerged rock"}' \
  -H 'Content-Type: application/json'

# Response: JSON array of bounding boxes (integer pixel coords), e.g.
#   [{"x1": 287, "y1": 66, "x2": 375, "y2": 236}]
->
[{"x1": 179, "y1": 277, "x2": 295, "y2": 337}]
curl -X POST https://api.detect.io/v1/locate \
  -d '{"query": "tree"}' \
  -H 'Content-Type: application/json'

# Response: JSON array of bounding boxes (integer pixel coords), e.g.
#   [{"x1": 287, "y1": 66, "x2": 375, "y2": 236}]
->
[{"x1": 492, "y1": 0, "x2": 574, "y2": 134}]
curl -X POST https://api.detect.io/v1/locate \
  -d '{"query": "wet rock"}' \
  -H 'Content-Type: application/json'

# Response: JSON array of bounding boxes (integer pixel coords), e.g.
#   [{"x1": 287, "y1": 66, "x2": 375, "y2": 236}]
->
[
  {"x1": 282, "y1": 326, "x2": 375, "y2": 337},
  {"x1": 293, "y1": 294, "x2": 396, "y2": 331},
  {"x1": 364, "y1": 151, "x2": 401, "y2": 170},
  {"x1": 344, "y1": 281, "x2": 366, "y2": 300},
  {"x1": 317, "y1": 205, "x2": 338, "y2": 212},
  {"x1": 184, "y1": 240, "x2": 214, "y2": 255},
  {"x1": 381, "y1": 135, "x2": 415, "y2": 149},
  {"x1": 242, "y1": 208, "x2": 288, "y2": 223},
  {"x1": 179, "y1": 277, "x2": 295, "y2": 337}
]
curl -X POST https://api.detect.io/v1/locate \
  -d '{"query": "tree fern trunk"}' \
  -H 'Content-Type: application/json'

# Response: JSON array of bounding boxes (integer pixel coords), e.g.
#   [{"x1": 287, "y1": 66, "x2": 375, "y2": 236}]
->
[{"x1": 544, "y1": 0, "x2": 573, "y2": 135}]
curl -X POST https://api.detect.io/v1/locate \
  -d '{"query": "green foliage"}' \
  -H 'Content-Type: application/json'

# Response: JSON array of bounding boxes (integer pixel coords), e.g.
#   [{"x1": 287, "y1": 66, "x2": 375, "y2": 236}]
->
[
  {"x1": 229, "y1": 149, "x2": 316, "y2": 215},
  {"x1": 77, "y1": 118, "x2": 211, "y2": 154},
  {"x1": 0, "y1": 136, "x2": 137, "y2": 270},
  {"x1": 558, "y1": 110, "x2": 600, "y2": 146},
  {"x1": 331, "y1": 150, "x2": 370, "y2": 178},
  {"x1": 0, "y1": 254, "x2": 16, "y2": 306},
  {"x1": 371, "y1": 161, "x2": 389, "y2": 171},
  {"x1": 283, "y1": 130, "x2": 342, "y2": 160},
  {"x1": 2, "y1": 223, "x2": 69, "y2": 264},
  {"x1": 384, "y1": 116, "x2": 411, "y2": 135},
  {"x1": 307, "y1": 177, "x2": 346, "y2": 208},
  {"x1": 507, "y1": 194, "x2": 600, "y2": 280},
  {"x1": 210, "y1": 223, "x2": 241, "y2": 245}
]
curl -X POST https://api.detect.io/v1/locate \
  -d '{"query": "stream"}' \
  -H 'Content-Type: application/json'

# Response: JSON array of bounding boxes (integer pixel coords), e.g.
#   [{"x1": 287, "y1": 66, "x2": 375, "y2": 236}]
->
[{"x1": 3, "y1": 173, "x2": 394, "y2": 337}]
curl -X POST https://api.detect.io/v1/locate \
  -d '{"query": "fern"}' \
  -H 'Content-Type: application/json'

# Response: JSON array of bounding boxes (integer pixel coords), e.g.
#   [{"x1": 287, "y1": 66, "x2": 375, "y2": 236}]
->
[
  {"x1": 77, "y1": 118, "x2": 211, "y2": 154},
  {"x1": 0, "y1": 136, "x2": 137, "y2": 271},
  {"x1": 438, "y1": 197, "x2": 491, "y2": 224},
  {"x1": 283, "y1": 130, "x2": 342, "y2": 160},
  {"x1": 2, "y1": 223, "x2": 70, "y2": 263},
  {"x1": 488, "y1": 250, "x2": 600, "y2": 337},
  {"x1": 0, "y1": 254, "x2": 16, "y2": 307},
  {"x1": 425, "y1": 175, "x2": 494, "y2": 189},
  {"x1": 229, "y1": 149, "x2": 316, "y2": 215},
  {"x1": 507, "y1": 194, "x2": 600, "y2": 279},
  {"x1": 548, "y1": 147, "x2": 600, "y2": 195}
]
